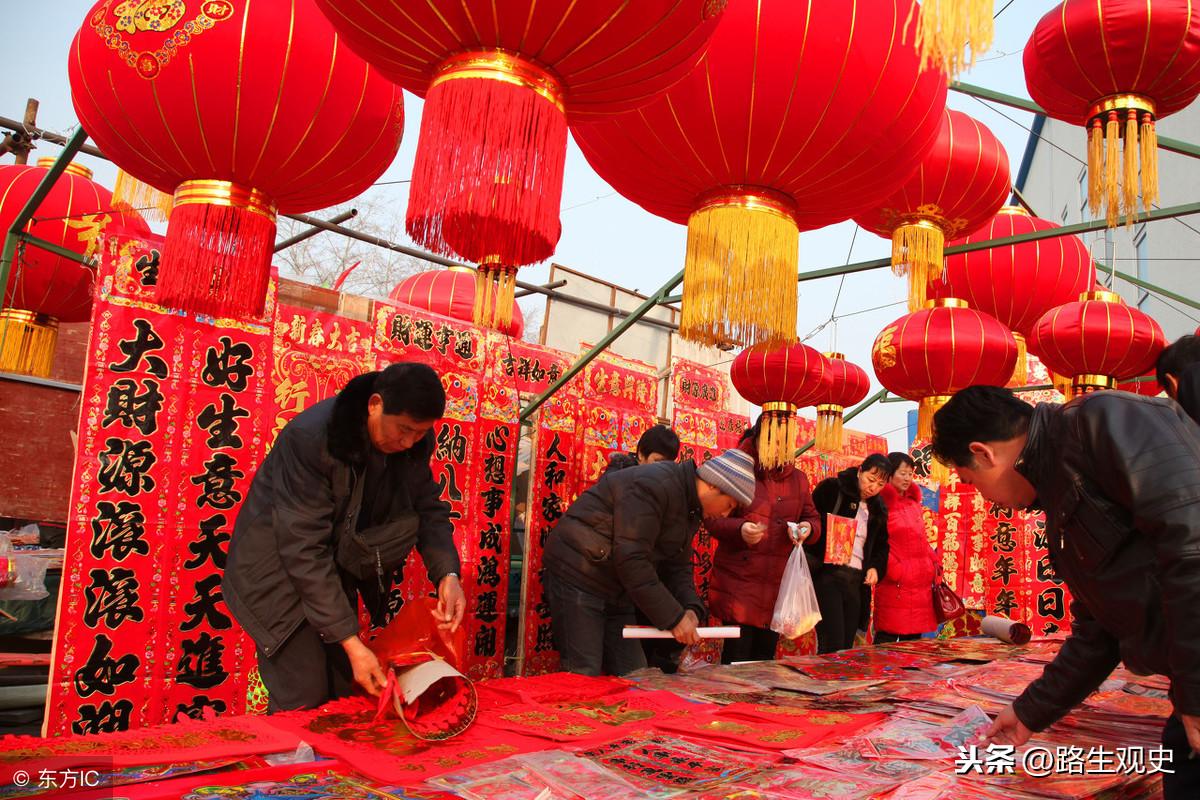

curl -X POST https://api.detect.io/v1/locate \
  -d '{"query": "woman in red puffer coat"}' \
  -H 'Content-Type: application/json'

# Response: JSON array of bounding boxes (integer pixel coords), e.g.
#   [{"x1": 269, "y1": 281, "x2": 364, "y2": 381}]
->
[
  {"x1": 707, "y1": 417, "x2": 821, "y2": 663},
  {"x1": 874, "y1": 452, "x2": 938, "y2": 643}
]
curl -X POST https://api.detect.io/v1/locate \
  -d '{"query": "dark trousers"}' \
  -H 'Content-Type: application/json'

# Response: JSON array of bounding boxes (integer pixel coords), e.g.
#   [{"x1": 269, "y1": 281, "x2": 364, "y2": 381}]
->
[
  {"x1": 813, "y1": 566, "x2": 863, "y2": 654},
  {"x1": 257, "y1": 622, "x2": 355, "y2": 712},
  {"x1": 1163, "y1": 714, "x2": 1200, "y2": 799},
  {"x1": 721, "y1": 625, "x2": 780, "y2": 664},
  {"x1": 546, "y1": 572, "x2": 647, "y2": 677},
  {"x1": 875, "y1": 631, "x2": 923, "y2": 644}
]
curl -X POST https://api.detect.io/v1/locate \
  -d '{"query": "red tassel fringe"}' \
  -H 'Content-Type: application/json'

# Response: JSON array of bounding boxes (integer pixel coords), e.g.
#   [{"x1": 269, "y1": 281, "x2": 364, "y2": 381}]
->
[
  {"x1": 157, "y1": 202, "x2": 275, "y2": 319},
  {"x1": 407, "y1": 76, "x2": 566, "y2": 267}
]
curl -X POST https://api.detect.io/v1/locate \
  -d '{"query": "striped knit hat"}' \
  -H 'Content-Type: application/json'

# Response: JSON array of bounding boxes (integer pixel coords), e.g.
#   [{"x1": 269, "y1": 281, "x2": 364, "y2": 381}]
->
[{"x1": 697, "y1": 448, "x2": 756, "y2": 507}]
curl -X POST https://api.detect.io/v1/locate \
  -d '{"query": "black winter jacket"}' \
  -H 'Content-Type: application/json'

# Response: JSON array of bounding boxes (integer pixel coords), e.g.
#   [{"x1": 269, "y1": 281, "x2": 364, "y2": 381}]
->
[
  {"x1": 223, "y1": 373, "x2": 460, "y2": 656},
  {"x1": 806, "y1": 468, "x2": 890, "y2": 579},
  {"x1": 1174, "y1": 361, "x2": 1200, "y2": 426},
  {"x1": 1010, "y1": 394, "x2": 1200, "y2": 731},
  {"x1": 603, "y1": 452, "x2": 640, "y2": 475},
  {"x1": 543, "y1": 460, "x2": 706, "y2": 630}
]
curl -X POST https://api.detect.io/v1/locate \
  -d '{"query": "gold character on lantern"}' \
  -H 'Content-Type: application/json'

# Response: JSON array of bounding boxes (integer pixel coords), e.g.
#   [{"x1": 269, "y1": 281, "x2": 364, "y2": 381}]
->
[
  {"x1": 114, "y1": 0, "x2": 186, "y2": 34},
  {"x1": 872, "y1": 325, "x2": 898, "y2": 369}
]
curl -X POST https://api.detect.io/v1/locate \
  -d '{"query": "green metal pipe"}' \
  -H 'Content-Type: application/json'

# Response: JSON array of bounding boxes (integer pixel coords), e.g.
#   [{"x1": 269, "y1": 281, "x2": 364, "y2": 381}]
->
[
  {"x1": 1112, "y1": 269, "x2": 1200, "y2": 312},
  {"x1": 17, "y1": 233, "x2": 95, "y2": 266},
  {"x1": 0, "y1": 127, "x2": 89, "y2": 311},
  {"x1": 797, "y1": 201, "x2": 1200, "y2": 283},
  {"x1": 794, "y1": 388, "x2": 888, "y2": 456},
  {"x1": 951, "y1": 81, "x2": 1200, "y2": 160},
  {"x1": 519, "y1": 268, "x2": 685, "y2": 423}
]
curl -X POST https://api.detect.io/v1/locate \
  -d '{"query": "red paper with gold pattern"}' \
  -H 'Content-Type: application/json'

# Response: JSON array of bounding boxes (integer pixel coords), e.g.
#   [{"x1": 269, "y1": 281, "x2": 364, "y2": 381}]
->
[
  {"x1": 575, "y1": 348, "x2": 659, "y2": 488},
  {"x1": 46, "y1": 231, "x2": 271, "y2": 735},
  {"x1": 499, "y1": 339, "x2": 572, "y2": 396}
]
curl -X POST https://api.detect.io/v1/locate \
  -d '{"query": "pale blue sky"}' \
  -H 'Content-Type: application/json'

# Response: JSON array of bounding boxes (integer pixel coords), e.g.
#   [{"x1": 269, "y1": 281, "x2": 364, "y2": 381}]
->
[{"x1": 2, "y1": 1, "x2": 1062, "y2": 448}]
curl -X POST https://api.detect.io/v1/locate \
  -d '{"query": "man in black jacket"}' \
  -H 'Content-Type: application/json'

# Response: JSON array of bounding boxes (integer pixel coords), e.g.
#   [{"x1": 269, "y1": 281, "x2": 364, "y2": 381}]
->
[
  {"x1": 930, "y1": 385, "x2": 1200, "y2": 798},
  {"x1": 544, "y1": 449, "x2": 756, "y2": 676},
  {"x1": 224, "y1": 363, "x2": 465, "y2": 711}
]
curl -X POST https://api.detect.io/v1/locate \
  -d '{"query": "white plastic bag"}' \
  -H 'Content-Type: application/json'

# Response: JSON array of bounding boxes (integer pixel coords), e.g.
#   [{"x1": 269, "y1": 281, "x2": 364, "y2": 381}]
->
[
  {"x1": 770, "y1": 544, "x2": 821, "y2": 639},
  {"x1": 0, "y1": 534, "x2": 49, "y2": 601}
]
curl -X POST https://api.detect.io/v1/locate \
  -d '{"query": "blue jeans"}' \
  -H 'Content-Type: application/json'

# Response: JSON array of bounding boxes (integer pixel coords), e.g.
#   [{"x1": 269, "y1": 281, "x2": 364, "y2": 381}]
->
[{"x1": 545, "y1": 573, "x2": 648, "y2": 676}]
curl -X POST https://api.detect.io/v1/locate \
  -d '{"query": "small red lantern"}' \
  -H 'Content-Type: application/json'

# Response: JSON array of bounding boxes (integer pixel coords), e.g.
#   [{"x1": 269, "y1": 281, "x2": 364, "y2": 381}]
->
[
  {"x1": 856, "y1": 109, "x2": 1011, "y2": 312},
  {"x1": 935, "y1": 206, "x2": 1096, "y2": 386},
  {"x1": 572, "y1": 0, "x2": 947, "y2": 348},
  {"x1": 315, "y1": 0, "x2": 723, "y2": 332},
  {"x1": 811, "y1": 353, "x2": 871, "y2": 454},
  {"x1": 1024, "y1": 0, "x2": 1200, "y2": 227},
  {"x1": 730, "y1": 342, "x2": 832, "y2": 469},
  {"x1": 0, "y1": 159, "x2": 148, "y2": 376},
  {"x1": 872, "y1": 299, "x2": 1017, "y2": 443},
  {"x1": 1031, "y1": 290, "x2": 1166, "y2": 396},
  {"x1": 69, "y1": 0, "x2": 405, "y2": 319},
  {"x1": 389, "y1": 268, "x2": 525, "y2": 340}
]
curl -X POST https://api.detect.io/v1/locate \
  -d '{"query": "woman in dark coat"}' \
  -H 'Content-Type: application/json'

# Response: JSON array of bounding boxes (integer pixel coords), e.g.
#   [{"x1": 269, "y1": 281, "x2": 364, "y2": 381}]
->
[
  {"x1": 806, "y1": 453, "x2": 892, "y2": 653},
  {"x1": 707, "y1": 418, "x2": 822, "y2": 663},
  {"x1": 874, "y1": 452, "x2": 938, "y2": 643}
]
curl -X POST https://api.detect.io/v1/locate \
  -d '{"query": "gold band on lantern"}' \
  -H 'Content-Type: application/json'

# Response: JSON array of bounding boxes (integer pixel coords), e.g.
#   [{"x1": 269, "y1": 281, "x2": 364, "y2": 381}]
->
[
  {"x1": 1081, "y1": 289, "x2": 1120, "y2": 304},
  {"x1": 431, "y1": 50, "x2": 565, "y2": 113},
  {"x1": 35, "y1": 158, "x2": 93, "y2": 180},
  {"x1": 172, "y1": 180, "x2": 277, "y2": 222},
  {"x1": 925, "y1": 297, "x2": 969, "y2": 310},
  {"x1": 695, "y1": 186, "x2": 798, "y2": 224},
  {"x1": 996, "y1": 204, "x2": 1030, "y2": 217},
  {"x1": 1075, "y1": 374, "x2": 1117, "y2": 391},
  {"x1": 762, "y1": 401, "x2": 798, "y2": 414},
  {"x1": 1088, "y1": 94, "x2": 1157, "y2": 122},
  {"x1": 823, "y1": 351, "x2": 845, "y2": 361},
  {"x1": 816, "y1": 403, "x2": 845, "y2": 414}
]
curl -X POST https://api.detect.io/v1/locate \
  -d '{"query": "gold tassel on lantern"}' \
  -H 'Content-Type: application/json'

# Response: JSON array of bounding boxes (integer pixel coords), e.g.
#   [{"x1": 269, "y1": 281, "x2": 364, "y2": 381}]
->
[
  {"x1": 112, "y1": 168, "x2": 173, "y2": 222},
  {"x1": 919, "y1": 395, "x2": 953, "y2": 485},
  {"x1": 758, "y1": 403, "x2": 798, "y2": 470},
  {"x1": 815, "y1": 404, "x2": 845, "y2": 454},
  {"x1": 1086, "y1": 96, "x2": 1157, "y2": 228},
  {"x1": 892, "y1": 220, "x2": 945, "y2": 313},
  {"x1": 1051, "y1": 371, "x2": 1074, "y2": 399},
  {"x1": 905, "y1": 0, "x2": 994, "y2": 77},
  {"x1": 0, "y1": 309, "x2": 58, "y2": 378},
  {"x1": 1007, "y1": 333, "x2": 1028, "y2": 388},
  {"x1": 681, "y1": 188, "x2": 799, "y2": 349},
  {"x1": 474, "y1": 256, "x2": 517, "y2": 333}
]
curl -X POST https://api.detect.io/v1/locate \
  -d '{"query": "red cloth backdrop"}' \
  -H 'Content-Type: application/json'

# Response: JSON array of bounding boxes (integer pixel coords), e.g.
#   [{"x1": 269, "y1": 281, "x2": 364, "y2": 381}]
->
[{"x1": 46, "y1": 231, "x2": 273, "y2": 735}]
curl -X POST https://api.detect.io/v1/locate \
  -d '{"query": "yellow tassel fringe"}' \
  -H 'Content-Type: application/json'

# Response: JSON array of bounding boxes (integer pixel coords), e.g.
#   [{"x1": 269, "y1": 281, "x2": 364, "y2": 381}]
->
[
  {"x1": 1087, "y1": 109, "x2": 1159, "y2": 229},
  {"x1": 1007, "y1": 335, "x2": 1028, "y2": 388},
  {"x1": 112, "y1": 169, "x2": 173, "y2": 222},
  {"x1": 906, "y1": 0, "x2": 994, "y2": 77},
  {"x1": 759, "y1": 410, "x2": 798, "y2": 470},
  {"x1": 892, "y1": 222, "x2": 944, "y2": 313},
  {"x1": 0, "y1": 309, "x2": 58, "y2": 378},
  {"x1": 815, "y1": 407, "x2": 845, "y2": 454},
  {"x1": 474, "y1": 264, "x2": 517, "y2": 333}
]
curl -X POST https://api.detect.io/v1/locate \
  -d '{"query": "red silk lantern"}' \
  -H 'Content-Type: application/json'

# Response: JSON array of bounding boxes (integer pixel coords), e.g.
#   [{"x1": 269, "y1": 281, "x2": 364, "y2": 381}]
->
[
  {"x1": 315, "y1": 0, "x2": 724, "y2": 332},
  {"x1": 69, "y1": 0, "x2": 404, "y2": 319},
  {"x1": 1024, "y1": 0, "x2": 1200, "y2": 227},
  {"x1": 872, "y1": 299, "x2": 1017, "y2": 442},
  {"x1": 389, "y1": 268, "x2": 525, "y2": 339},
  {"x1": 0, "y1": 159, "x2": 148, "y2": 376},
  {"x1": 572, "y1": 0, "x2": 947, "y2": 348},
  {"x1": 855, "y1": 109, "x2": 1010, "y2": 313},
  {"x1": 730, "y1": 342, "x2": 832, "y2": 469},
  {"x1": 1031, "y1": 290, "x2": 1166, "y2": 396},
  {"x1": 811, "y1": 353, "x2": 871, "y2": 454},
  {"x1": 935, "y1": 205, "x2": 1096, "y2": 386}
]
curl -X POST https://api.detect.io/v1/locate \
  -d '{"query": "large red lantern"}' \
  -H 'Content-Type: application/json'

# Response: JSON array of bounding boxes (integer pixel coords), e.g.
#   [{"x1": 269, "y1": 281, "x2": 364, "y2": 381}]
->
[
  {"x1": 811, "y1": 353, "x2": 871, "y2": 454},
  {"x1": 1031, "y1": 290, "x2": 1166, "y2": 396},
  {"x1": 1024, "y1": 0, "x2": 1200, "y2": 227},
  {"x1": 389, "y1": 268, "x2": 525, "y2": 339},
  {"x1": 315, "y1": 0, "x2": 723, "y2": 332},
  {"x1": 935, "y1": 205, "x2": 1096, "y2": 385},
  {"x1": 855, "y1": 109, "x2": 1010, "y2": 312},
  {"x1": 0, "y1": 159, "x2": 148, "y2": 376},
  {"x1": 872, "y1": 299, "x2": 1017, "y2": 442},
  {"x1": 68, "y1": 0, "x2": 405, "y2": 319},
  {"x1": 572, "y1": 0, "x2": 947, "y2": 349},
  {"x1": 730, "y1": 342, "x2": 832, "y2": 469}
]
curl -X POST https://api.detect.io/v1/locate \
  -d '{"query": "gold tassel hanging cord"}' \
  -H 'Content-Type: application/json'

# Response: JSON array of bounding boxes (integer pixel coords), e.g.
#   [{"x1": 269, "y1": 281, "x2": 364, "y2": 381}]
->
[
  {"x1": 917, "y1": 395, "x2": 951, "y2": 443},
  {"x1": 1088, "y1": 119, "x2": 1103, "y2": 215},
  {"x1": 1051, "y1": 372, "x2": 1074, "y2": 400},
  {"x1": 1123, "y1": 109, "x2": 1140, "y2": 223},
  {"x1": 473, "y1": 261, "x2": 517, "y2": 332},
  {"x1": 681, "y1": 191, "x2": 799, "y2": 349},
  {"x1": 758, "y1": 405, "x2": 798, "y2": 470},
  {"x1": 112, "y1": 169, "x2": 173, "y2": 222},
  {"x1": 1140, "y1": 112, "x2": 1159, "y2": 211},
  {"x1": 1007, "y1": 334, "x2": 1028, "y2": 388},
  {"x1": 1104, "y1": 111, "x2": 1120, "y2": 227},
  {"x1": 1085, "y1": 98, "x2": 1157, "y2": 229},
  {"x1": 892, "y1": 221, "x2": 944, "y2": 313},
  {"x1": 905, "y1": 0, "x2": 994, "y2": 77},
  {"x1": 0, "y1": 309, "x2": 58, "y2": 378},
  {"x1": 815, "y1": 405, "x2": 845, "y2": 454}
]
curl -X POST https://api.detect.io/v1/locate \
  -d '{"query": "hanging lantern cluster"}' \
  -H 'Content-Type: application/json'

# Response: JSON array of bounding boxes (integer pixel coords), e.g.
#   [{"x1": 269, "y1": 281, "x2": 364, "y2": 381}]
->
[
  {"x1": 730, "y1": 342, "x2": 832, "y2": 470},
  {"x1": 68, "y1": 0, "x2": 405, "y2": 320},
  {"x1": 0, "y1": 159, "x2": 148, "y2": 376},
  {"x1": 572, "y1": 0, "x2": 948, "y2": 348},
  {"x1": 872, "y1": 299, "x2": 1017, "y2": 483},
  {"x1": 934, "y1": 206, "x2": 1096, "y2": 387},
  {"x1": 856, "y1": 109, "x2": 1011, "y2": 312},
  {"x1": 1024, "y1": 0, "x2": 1200, "y2": 226},
  {"x1": 811, "y1": 353, "x2": 871, "y2": 454},
  {"x1": 1031, "y1": 290, "x2": 1166, "y2": 396},
  {"x1": 389, "y1": 268, "x2": 525, "y2": 340},
  {"x1": 314, "y1": 0, "x2": 724, "y2": 332}
]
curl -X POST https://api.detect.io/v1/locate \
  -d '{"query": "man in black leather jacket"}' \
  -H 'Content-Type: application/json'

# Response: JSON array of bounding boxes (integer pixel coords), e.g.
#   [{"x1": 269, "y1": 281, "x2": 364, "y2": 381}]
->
[{"x1": 930, "y1": 385, "x2": 1200, "y2": 799}]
